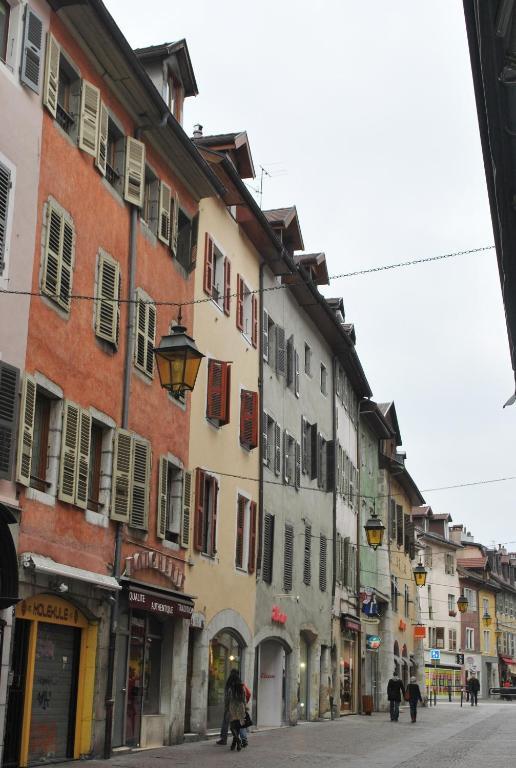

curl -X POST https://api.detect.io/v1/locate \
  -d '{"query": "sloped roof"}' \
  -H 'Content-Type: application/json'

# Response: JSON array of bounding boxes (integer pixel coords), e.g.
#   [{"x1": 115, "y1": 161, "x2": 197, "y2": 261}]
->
[
  {"x1": 457, "y1": 556, "x2": 488, "y2": 569},
  {"x1": 377, "y1": 401, "x2": 402, "y2": 446},
  {"x1": 134, "y1": 39, "x2": 198, "y2": 96}
]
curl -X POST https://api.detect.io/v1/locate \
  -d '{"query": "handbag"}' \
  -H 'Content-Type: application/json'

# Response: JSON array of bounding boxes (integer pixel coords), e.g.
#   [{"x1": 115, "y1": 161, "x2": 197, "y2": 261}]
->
[
  {"x1": 244, "y1": 710, "x2": 253, "y2": 728},
  {"x1": 404, "y1": 690, "x2": 410, "y2": 702}
]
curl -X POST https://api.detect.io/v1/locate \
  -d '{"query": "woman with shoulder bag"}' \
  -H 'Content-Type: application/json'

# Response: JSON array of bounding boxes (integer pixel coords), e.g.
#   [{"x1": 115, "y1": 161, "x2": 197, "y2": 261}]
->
[
  {"x1": 406, "y1": 676, "x2": 423, "y2": 723},
  {"x1": 227, "y1": 675, "x2": 247, "y2": 751}
]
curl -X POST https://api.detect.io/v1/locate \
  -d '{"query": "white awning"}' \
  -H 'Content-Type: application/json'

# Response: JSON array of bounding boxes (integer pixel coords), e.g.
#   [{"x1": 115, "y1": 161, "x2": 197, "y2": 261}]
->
[{"x1": 20, "y1": 553, "x2": 121, "y2": 591}]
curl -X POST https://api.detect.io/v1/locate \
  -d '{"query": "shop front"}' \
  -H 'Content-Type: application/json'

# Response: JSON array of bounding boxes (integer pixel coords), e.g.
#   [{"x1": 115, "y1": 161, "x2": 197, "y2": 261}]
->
[
  {"x1": 339, "y1": 615, "x2": 360, "y2": 714},
  {"x1": 256, "y1": 639, "x2": 287, "y2": 727},
  {"x1": 424, "y1": 662, "x2": 462, "y2": 699},
  {"x1": 207, "y1": 630, "x2": 244, "y2": 730},
  {"x1": 113, "y1": 583, "x2": 194, "y2": 749},
  {"x1": 4, "y1": 594, "x2": 97, "y2": 767},
  {"x1": 499, "y1": 655, "x2": 516, "y2": 686}
]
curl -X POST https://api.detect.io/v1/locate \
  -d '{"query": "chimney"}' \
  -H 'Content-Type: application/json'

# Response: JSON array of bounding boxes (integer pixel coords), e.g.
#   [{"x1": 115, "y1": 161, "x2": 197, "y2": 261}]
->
[
  {"x1": 193, "y1": 124, "x2": 203, "y2": 138},
  {"x1": 449, "y1": 524, "x2": 463, "y2": 545}
]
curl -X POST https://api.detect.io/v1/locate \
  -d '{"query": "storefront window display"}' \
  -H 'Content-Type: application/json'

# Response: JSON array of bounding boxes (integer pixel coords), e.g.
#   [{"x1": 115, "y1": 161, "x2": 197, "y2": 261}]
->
[
  {"x1": 424, "y1": 666, "x2": 462, "y2": 698},
  {"x1": 207, "y1": 631, "x2": 242, "y2": 730},
  {"x1": 340, "y1": 631, "x2": 355, "y2": 713},
  {"x1": 125, "y1": 613, "x2": 163, "y2": 746}
]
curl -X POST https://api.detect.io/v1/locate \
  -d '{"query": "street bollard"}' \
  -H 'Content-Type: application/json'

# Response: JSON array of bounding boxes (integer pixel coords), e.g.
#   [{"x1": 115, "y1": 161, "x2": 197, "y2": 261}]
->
[
  {"x1": 448, "y1": 685, "x2": 452, "y2": 702},
  {"x1": 461, "y1": 688, "x2": 463, "y2": 707},
  {"x1": 433, "y1": 689, "x2": 437, "y2": 706},
  {"x1": 427, "y1": 687, "x2": 431, "y2": 707}
]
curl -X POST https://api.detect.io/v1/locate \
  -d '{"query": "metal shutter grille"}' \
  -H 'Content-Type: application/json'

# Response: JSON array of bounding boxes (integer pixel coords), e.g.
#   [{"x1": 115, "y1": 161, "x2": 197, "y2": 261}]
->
[
  {"x1": 262, "y1": 513, "x2": 274, "y2": 584},
  {"x1": 303, "y1": 524, "x2": 312, "y2": 586},
  {"x1": 283, "y1": 523, "x2": 294, "y2": 592},
  {"x1": 319, "y1": 534, "x2": 327, "y2": 592}
]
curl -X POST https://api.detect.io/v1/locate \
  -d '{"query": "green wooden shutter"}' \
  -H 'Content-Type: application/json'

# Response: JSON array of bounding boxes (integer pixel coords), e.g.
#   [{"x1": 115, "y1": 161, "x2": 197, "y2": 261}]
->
[
  {"x1": 16, "y1": 374, "x2": 36, "y2": 486},
  {"x1": 157, "y1": 455, "x2": 168, "y2": 539},
  {"x1": 75, "y1": 409, "x2": 91, "y2": 509},
  {"x1": 181, "y1": 469, "x2": 192, "y2": 548},
  {"x1": 42, "y1": 33, "x2": 60, "y2": 117},
  {"x1": 0, "y1": 362, "x2": 20, "y2": 480},
  {"x1": 130, "y1": 438, "x2": 150, "y2": 529},
  {"x1": 111, "y1": 429, "x2": 133, "y2": 522},
  {"x1": 58, "y1": 401, "x2": 80, "y2": 504},
  {"x1": 78, "y1": 79, "x2": 100, "y2": 156}
]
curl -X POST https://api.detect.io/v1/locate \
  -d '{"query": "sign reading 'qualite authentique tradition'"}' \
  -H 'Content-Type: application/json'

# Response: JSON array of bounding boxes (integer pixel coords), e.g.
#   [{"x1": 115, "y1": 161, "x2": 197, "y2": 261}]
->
[{"x1": 129, "y1": 589, "x2": 193, "y2": 619}]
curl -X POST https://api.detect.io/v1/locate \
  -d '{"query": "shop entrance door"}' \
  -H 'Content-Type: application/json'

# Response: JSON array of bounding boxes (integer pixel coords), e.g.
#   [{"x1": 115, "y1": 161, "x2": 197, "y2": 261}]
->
[
  {"x1": 257, "y1": 641, "x2": 285, "y2": 727},
  {"x1": 125, "y1": 616, "x2": 145, "y2": 746},
  {"x1": 184, "y1": 630, "x2": 195, "y2": 733},
  {"x1": 28, "y1": 623, "x2": 81, "y2": 764},
  {"x1": 298, "y1": 636, "x2": 309, "y2": 720},
  {"x1": 3, "y1": 619, "x2": 30, "y2": 768}
]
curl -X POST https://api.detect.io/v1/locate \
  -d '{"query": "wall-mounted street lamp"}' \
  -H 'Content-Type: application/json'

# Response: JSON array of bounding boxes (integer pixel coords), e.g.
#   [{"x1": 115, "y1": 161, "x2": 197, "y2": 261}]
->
[
  {"x1": 482, "y1": 611, "x2": 492, "y2": 628},
  {"x1": 153, "y1": 311, "x2": 204, "y2": 398},
  {"x1": 413, "y1": 561, "x2": 428, "y2": 588},
  {"x1": 457, "y1": 594, "x2": 469, "y2": 614},
  {"x1": 364, "y1": 509, "x2": 385, "y2": 551}
]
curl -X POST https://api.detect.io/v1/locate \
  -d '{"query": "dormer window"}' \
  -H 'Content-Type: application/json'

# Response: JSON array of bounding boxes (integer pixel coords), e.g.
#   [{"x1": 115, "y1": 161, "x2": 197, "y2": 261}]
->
[{"x1": 167, "y1": 75, "x2": 184, "y2": 124}]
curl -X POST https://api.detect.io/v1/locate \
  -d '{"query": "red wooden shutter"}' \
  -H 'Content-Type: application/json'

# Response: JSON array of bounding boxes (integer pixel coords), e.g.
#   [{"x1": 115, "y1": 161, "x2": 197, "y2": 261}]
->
[
  {"x1": 210, "y1": 476, "x2": 218, "y2": 555},
  {"x1": 250, "y1": 391, "x2": 258, "y2": 448},
  {"x1": 248, "y1": 501, "x2": 257, "y2": 574},
  {"x1": 240, "y1": 390, "x2": 258, "y2": 449},
  {"x1": 223, "y1": 362, "x2": 231, "y2": 425},
  {"x1": 207, "y1": 360, "x2": 230, "y2": 425},
  {"x1": 194, "y1": 468, "x2": 205, "y2": 551},
  {"x1": 236, "y1": 274, "x2": 244, "y2": 330},
  {"x1": 203, "y1": 233, "x2": 214, "y2": 295},
  {"x1": 235, "y1": 494, "x2": 245, "y2": 568},
  {"x1": 223, "y1": 257, "x2": 231, "y2": 316},
  {"x1": 251, "y1": 294, "x2": 258, "y2": 348}
]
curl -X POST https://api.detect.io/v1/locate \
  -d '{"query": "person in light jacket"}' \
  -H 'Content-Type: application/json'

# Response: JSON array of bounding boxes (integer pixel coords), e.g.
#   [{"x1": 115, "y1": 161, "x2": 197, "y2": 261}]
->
[
  {"x1": 387, "y1": 673, "x2": 405, "y2": 722},
  {"x1": 406, "y1": 676, "x2": 423, "y2": 722}
]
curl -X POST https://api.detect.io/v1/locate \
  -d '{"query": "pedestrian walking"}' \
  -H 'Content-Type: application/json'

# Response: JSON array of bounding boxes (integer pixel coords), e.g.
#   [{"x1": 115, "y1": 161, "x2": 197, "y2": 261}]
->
[
  {"x1": 387, "y1": 673, "x2": 405, "y2": 722},
  {"x1": 406, "y1": 676, "x2": 423, "y2": 723},
  {"x1": 468, "y1": 673, "x2": 480, "y2": 706},
  {"x1": 227, "y1": 674, "x2": 247, "y2": 751},
  {"x1": 216, "y1": 669, "x2": 240, "y2": 745}
]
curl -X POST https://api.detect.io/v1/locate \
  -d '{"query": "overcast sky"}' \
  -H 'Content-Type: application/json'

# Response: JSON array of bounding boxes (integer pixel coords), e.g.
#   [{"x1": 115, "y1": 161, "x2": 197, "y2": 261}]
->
[{"x1": 105, "y1": 0, "x2": 515, "y2": 547}]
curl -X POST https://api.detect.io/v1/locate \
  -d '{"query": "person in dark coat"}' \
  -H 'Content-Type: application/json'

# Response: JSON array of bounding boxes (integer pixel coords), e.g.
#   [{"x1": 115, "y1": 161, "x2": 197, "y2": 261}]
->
[
  {"x1": 387, "y1": 673, "x2": 405, "y2": 721},
  {"x1": 406, "y1": 676, "x2": 423, "y2": 722},
  {"x1": 216, "y1": 669, "x2": 240, "y2": 745},
  {"x1": 468, "y1": 674, "x2": 480, "y2": 706}
]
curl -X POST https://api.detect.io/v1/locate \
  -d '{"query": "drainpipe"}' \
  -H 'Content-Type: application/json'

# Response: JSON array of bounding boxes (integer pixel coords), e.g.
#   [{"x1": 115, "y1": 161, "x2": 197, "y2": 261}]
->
[
  {"x1": 255, "y1": 259, "x2": 265, "y2": 725},
  {"x1": 330, "y1": 356, "x2": 337, "y2": 719},
  {"x1": 355, "y1": 395, "x2": 362, "y2": 714},
  {"x1": 104, "y1": 118, "x2": 151, "y2": 757}
]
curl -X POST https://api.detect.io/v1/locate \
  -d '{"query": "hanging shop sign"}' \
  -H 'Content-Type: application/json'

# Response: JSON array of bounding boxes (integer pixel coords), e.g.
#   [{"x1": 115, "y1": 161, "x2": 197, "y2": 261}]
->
[
  {"x1": 125, "y1": 550, "x2": 185, "y2": 589},
  {"x1": 399, "y1": 620, "x2": 407, "y2": 632},
  {"x1": 342, "y1": 614, "x2": 361, "y2": 633},
  {"x1": 129, "y1": 588, "x2": 193, "y2": 619},
  {"x1": 271, "y1": 605, "x2": 287, "y2": 624},
  {"x1": 414, "y1": 625, "x2": 426, "y2": 639},
  {"x1": 366, "y1": 635, "x2": 381, "y2": 650},
  {"x1": 190, "y1": 611, "x2": 205, "y2": 629}
]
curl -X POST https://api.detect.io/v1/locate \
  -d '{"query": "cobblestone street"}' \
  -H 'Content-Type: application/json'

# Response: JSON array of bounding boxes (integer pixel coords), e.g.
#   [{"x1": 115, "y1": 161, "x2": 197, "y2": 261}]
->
[{"x1": 59, "y1": 701, "x2": 516, "y2": 768}]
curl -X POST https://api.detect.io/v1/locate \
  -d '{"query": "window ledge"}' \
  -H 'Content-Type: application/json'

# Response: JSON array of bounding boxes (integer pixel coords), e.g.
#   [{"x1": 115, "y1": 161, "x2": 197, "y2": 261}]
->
[
  {"x1": 209, "y1": 297, "x2": 225, "y2": 315},
  {"x1": 26, "y1": 487, "x2": 55, "y2": 507},
  {"x1": 162, "y1": 539, "x2": 180, "y2": 552},
  {"x1": 85, "y1": 509, "x2": 109, "y2": 528}
]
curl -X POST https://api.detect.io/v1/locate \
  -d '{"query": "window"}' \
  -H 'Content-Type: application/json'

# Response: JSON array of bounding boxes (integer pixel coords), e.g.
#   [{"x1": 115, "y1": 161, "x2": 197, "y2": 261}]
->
[
  {"x1": 320, "y1": 363, "x2": 327, "y2": 395},
  {"x1": 204, "y1": 234, "x2": 229, "y2": 313},
  {"x1": 262, "y1": 413, "x2": 280, "y2": 470},
  {"x1": 95, "y1": 250, "x2": 120, "y2": 348},
  {"x1": 261, "y1": 512, "x2": 274, "y2": 584},
  {"x1": 142, "y1": 165, "x2": 159, "y2": 235},
  {"x1": 337, "y1": 535, "x2": 356, "y2": 589},
  {"x1": 134, "y1": 289, "x2": 156, "y2": 378},
  {"x1": 435, "y1": 627, "x2": 445, "y2": 649},
  {"x1": 275, "y1": 325, "x2": 286, "y2": 375},
  {"x1": 0, "y1": 159, "x2": 12, "y2": 277},
  {"x1": 56, "y1": 53, "x2": 80, "y2": 136},
  {"x1": 317, "y1": 433, "x2": 327, "y2": 490},
  {"x1": 391, "y1": 575, "x2": 398, "y2": 612},
  {"x1": 304, "y1": 343, "x2": 311, "y2": 376},
  {"x1": 423, "y1": 546, "x2": 432, "y2": 568},
  {"x1": 157, "y1": 458, "x2": 191, "y2": 546},
  {"x1": 41, "y1": 201, "x2": 75, "y2": 312},
  {"x1": 466, "y1": 627, "x2": 474, "y2": 650},
  {"x1": 396, "y1": 504, "x2": 404, "y2": 547},
  {"x1": 240, "y1": 390, "x2": 258, "y2": 449},
  {"x1": 111, "y1": 430, "x2": 150, "y2": 529},
  {"x1": 283, "y1": 431, "x2": 300, "y2": 488},
  {"x1": 404, "y1": 584, "x2": 410, "y2": 618},
  {"x1": 319, "y1": 534, "x2": 327, "y2": 592},
  {"x1": 263, "y1": 310, "x2": 274, "y2": 362},
  {"x1": 193, "y1": 469, "x2": 218, "y2": 557},
  {"x1": 283, "y1": 523, "x2": 294, "y2": 591},
  {"x1": 176, "y1": 208, "x2": 198, "y2": 271},
  {"x1": 300, "y1": 417, "x2": 313, "y2": 476},
  {"x1": 206, "y1": 359, "x2": 231, "y2": 426},
  {"x1": 104, "y1": 117, "x2": 125, "y2": 192},
  {"x1": 449, "y1": 628, "x2": 457, "y2": 651},
  {"x1": 464, "y1": 588, "x2": 477, "y2": 613},
  {"x1": 445, "y1": 553, "x2": 455, "y2": 575},
  {"x1": 16, "y1": 375, "x2": 63, "y2": 498},
  {"x1": 236, "y1": 275, "x2": 257, "y2": 346},
  {"x1": 235, "y1": 495, "x2": 256, "y2": 573},
  {"x1": 429, "y1": 627, "x2": 436, "y2": 648},
  {"x1": 389, "y1": 498, "x2": 396, "y2": 540},
  {"x1": 483, "y1": 630, "x2": 490, "y2": 654},
  {"x1": 303, "y1": 523, "x2": 312, "y2": 586},
  {"x1": 0, "y1": 361, "x2": 19, "y2": 481},
  {"x1": 0, "y1": 1, "x2": 10, "y2": 62},
  {"x1": 482, "y1": 597, "x2": 489, "y2": 616},
  {"x1": 285, "y1": 338, "x2": 300, "y2": 396},
  {"x1": 448, "y1": 594, "x2": 456, "y2": 613},
  {"x1": 87, "y1": 422, "x2": 102, "y2": 512}
]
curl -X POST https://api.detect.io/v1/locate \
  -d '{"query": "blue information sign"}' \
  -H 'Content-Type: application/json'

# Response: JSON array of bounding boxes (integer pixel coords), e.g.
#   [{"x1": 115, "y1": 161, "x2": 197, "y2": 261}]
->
[{"x1": 430, "y1": 649, "x2": 441, "y2": 661}]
